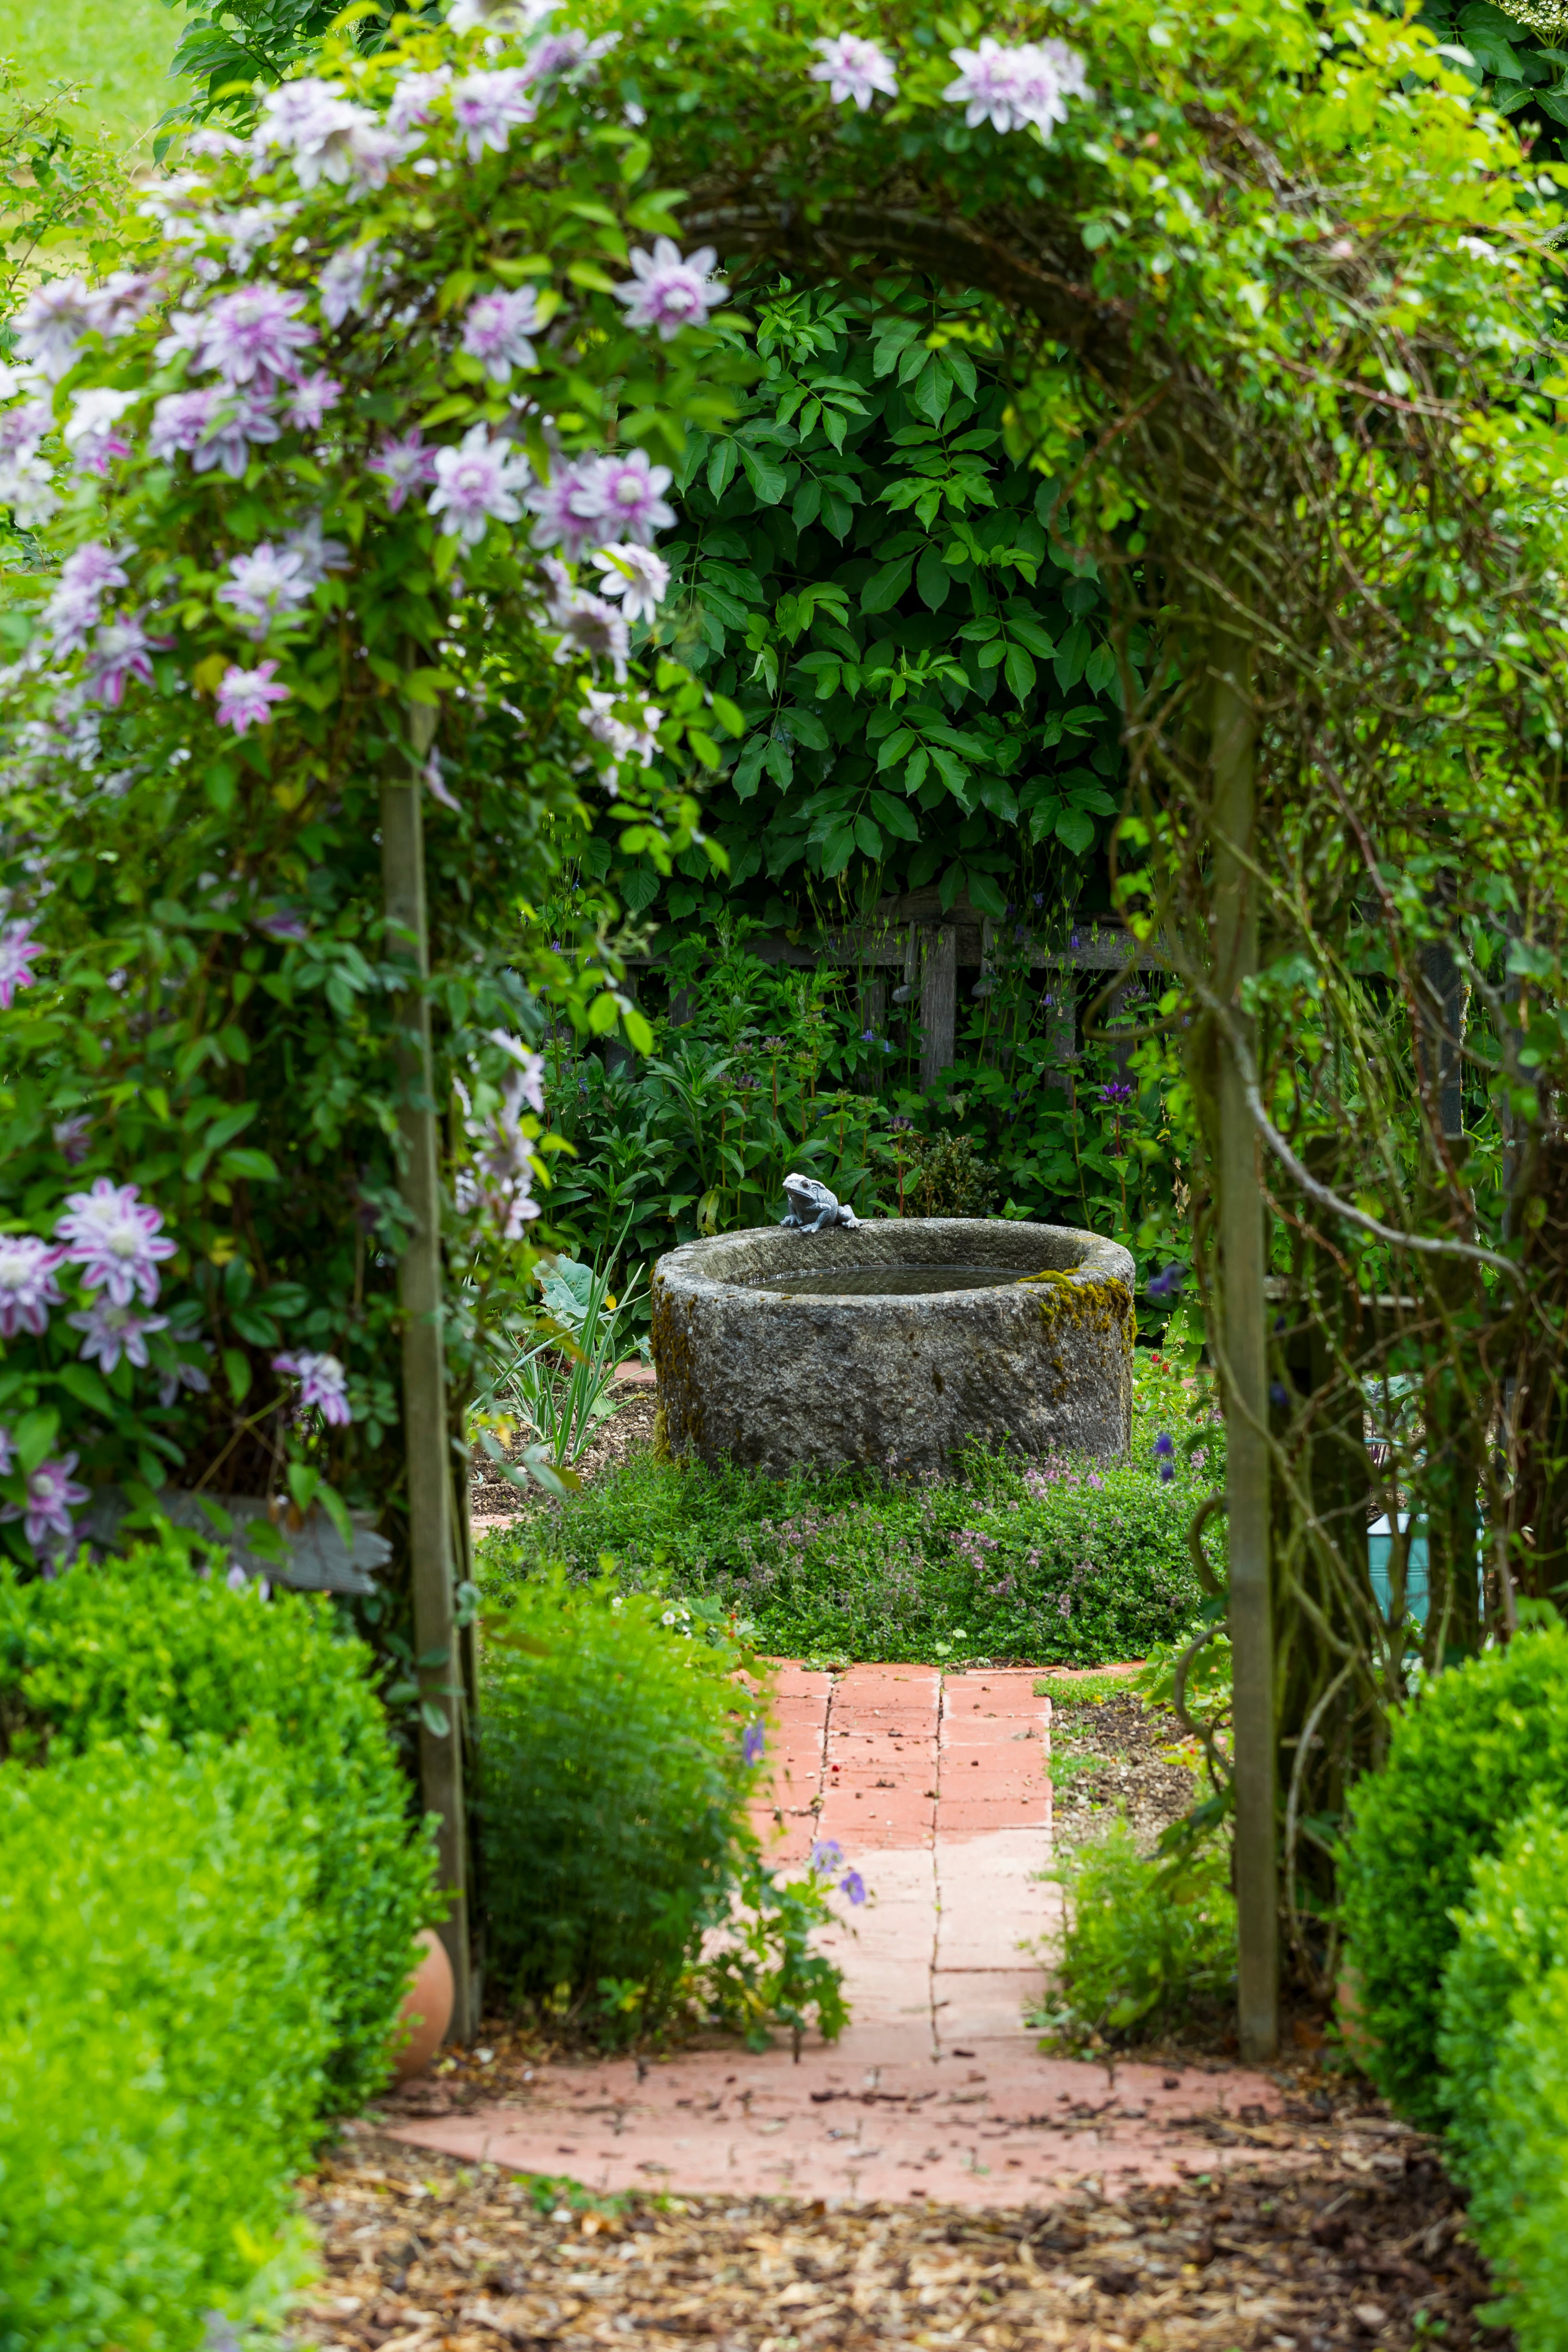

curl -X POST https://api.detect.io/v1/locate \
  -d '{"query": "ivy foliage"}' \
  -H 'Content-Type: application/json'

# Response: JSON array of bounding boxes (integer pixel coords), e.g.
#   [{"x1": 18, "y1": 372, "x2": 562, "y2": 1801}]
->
[{"x1": 618, "y1": 278, "x2": 1126, "y2": 929}]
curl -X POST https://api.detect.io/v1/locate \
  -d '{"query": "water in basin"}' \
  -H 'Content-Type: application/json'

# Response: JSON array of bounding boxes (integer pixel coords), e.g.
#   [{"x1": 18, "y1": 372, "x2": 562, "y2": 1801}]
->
[{"x1": 745, "y1": 1262, "x2": 1033, "y2": 1299}]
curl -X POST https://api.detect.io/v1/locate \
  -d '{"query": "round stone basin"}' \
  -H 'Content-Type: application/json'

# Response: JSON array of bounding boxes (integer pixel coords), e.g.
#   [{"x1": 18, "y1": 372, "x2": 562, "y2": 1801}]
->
[{"x1": 650, "y1": 1216, "x2": 1135, "y2": 1478}]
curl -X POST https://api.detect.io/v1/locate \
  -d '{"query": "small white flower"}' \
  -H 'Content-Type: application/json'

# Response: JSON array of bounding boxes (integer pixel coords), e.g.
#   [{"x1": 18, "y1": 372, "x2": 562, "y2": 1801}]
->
[{"x1": 590, "y1": 542, "x2": 670, "y2": 624}]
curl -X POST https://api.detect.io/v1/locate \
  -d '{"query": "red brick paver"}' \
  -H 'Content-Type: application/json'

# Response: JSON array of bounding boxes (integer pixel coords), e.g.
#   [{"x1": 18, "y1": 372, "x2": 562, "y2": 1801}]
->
[{"x1": 384, "y1": 1661, "x2": 1283, "y2": 2205}]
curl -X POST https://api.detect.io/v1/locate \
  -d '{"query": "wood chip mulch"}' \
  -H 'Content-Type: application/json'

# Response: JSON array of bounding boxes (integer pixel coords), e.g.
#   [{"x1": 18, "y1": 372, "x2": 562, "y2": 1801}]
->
[{"x1": 296, "y1": 2109, "x2": 1506, "y2": 2352}]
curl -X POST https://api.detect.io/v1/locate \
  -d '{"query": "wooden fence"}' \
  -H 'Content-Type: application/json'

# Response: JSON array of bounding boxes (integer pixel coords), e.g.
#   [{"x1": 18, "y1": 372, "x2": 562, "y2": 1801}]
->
[{"x1": 635, "y1": 890, "x2": 1167, "y2": 1090}]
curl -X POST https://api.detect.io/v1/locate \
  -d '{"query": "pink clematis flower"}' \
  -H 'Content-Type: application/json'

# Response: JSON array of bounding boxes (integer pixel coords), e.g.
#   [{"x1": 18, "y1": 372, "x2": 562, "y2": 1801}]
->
[
  {"x1": 0, "y1": 1452, "x2": 90, "y2": 1559},
  {"x1": 215, "y1": 661, "x2": 291, "y2": 735},
  {"x1": 427, "y1": 424, "x2": 531, "y2": 548},
  {"x1": 0, "y1": 922, "x2": 44, "y2": 1009},
  {"x1": 369, "y1": 429, "x2": 439, "y2": 514},
  {"x1": 54, "y1": 1178, "x2": 177, "y2": 1308},
  {"x1": 527, "y1": 456, "x2": 609, "y2": 561},
  {"x1": 67, "y1": 1297, "x2": 169, "y2": 1373},
  {"x1": 200, "y1": 282, "x2": 317, "y2": 388},
  {"x1": 612, "y1": 239, "x2": 726, "y2": 341},
  {"x1": 272, "y1": 1348, "x2": 352, "y2": 1426},
  {"x1": 461, "y1": 288, "x2": 542, "y2": 384},
  {"x1": 809, "y1": 33, "x2": 898, "y2": 109},
  {"x1": 87, "y1": 613, "x2": 161, "y2": 708},
  {"x1": 0, "y1": 1233, "x2": 65, "y2": 1335}
]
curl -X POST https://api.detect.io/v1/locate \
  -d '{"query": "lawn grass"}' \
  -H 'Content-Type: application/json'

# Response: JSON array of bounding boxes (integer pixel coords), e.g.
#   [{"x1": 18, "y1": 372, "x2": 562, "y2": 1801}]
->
[
  {"x1": 478, "y1": 1354, "x2": 1225, "y2": 1670},
  {"x1": 4, "y1": 0, "x2": 186, "y2": 150}
]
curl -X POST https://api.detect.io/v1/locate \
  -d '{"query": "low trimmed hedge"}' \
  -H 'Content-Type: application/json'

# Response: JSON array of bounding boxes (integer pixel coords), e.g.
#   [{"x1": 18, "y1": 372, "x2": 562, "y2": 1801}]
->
[
  {"x1": 1337, "y1": 1622, "x2": 1568, "y2": 2126},
  {"x1": 1439, "y1": 1804, "x2": 1568, "y2": 2349},
  {"x1": 0, "y1": 1737, "x2": 328, "y2": 2352},
  {"x1": 0, "y1": 1545, "x2": 439, "y2": 2111}
]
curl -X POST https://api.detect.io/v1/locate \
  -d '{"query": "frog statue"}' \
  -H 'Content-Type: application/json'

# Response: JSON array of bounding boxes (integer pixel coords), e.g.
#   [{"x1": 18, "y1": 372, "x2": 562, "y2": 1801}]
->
[{"x1": 779, "y1": 1172, "x2": 860, "y2": 1233}]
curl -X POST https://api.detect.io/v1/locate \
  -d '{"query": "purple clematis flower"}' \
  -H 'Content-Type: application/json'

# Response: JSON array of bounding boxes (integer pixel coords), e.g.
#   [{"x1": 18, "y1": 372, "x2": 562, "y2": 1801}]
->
[
  {"x1": 273, "y1": 1348, "x2": 352, "y2": 1427},
  {"x1": 0, "y1": 921, "x2": 43, "y2": 1008},
  {"x1": 0, "y1": 1234, "x2": 66, "y2": 1336},
  {"x1": 0, "y1": 1451, "x2": 89, "y2": 1558},
  {"x1": 54, "y1": 1177, "x2": 176, "y2": 1307},
  {"x1": 612, "y1": 238, "x2": 727, "y2": 340}
]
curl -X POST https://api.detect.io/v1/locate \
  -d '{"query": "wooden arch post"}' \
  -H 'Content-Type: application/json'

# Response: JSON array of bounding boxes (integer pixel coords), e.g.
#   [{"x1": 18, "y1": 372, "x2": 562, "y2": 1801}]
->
[{"x1": 382, "y1": 698, "x2": 474, "y2": 2042}]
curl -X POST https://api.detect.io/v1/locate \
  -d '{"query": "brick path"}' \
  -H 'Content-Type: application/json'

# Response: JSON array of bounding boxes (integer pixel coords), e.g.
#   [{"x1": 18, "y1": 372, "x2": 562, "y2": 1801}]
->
[{"x1": 385, "y1": 1664, "x2": 1282, "y2": 2204}]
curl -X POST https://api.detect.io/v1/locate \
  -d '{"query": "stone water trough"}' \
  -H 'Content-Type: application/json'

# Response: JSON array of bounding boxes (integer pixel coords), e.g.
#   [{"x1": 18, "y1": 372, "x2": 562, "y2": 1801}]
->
[{"x1": 650, "y1": 1217, "x2": 1135, "y2": 1478}]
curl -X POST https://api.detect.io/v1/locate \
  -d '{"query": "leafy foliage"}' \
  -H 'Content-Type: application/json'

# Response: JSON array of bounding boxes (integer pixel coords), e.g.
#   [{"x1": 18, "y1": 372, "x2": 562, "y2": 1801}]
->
[
  {"x1": 477, "y1": 1566, "x2": 846, "y2": 2045},
  {"x1": 0, "y1": 1544, "x2": 439, "y2": 2110},
  {"x1": 603, "y1": 278, "x2": 1125, "y2": 929},
  {"x1": 1032, "y1": 1816, "x2": 1236, "y2": 2050},
  {"x1": 0, "y1": 1736, "x2": 325, "y2": 2352},
  {"x1": 480, "y1": 1364, "x2": 1220, "y2": 1667},
  {"x1": 1339, "y1": 1626, "x2": 1568, "y2": 2128}
]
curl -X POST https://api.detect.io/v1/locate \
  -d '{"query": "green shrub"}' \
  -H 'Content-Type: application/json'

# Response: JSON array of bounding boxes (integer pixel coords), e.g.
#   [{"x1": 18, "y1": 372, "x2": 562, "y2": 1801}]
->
[
  {"x1": 0, "y1": 1545, "x2": 438, "y2": 2110},
  {"x1": 1031, "y1": 1819, "x2": 1236, "y2": 2050},
  {"x1": 0, "y1": 1737, "x2": 326, "y2": 2352},
  {"x1": 481, "y1": 1441, "x2": 1214, "y2": 1668},
  {"x1": 1338, "y1": 1623, "x2": 1568, "y2": 2127},
  {"x1": 479, "y1": 1568, "x2": 845, "y2": 2045},
  {"x1": 1438, "y1": 1804, "x2": 1568, "y2": 2349}
]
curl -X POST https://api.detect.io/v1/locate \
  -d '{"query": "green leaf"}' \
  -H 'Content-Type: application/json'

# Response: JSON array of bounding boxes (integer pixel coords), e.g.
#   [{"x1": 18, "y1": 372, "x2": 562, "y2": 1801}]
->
[
  {"x1": 1056, "y1": 808, "x2": 1097, "y2": 856},
  {"x1": 223, "y1": 1348, "x2": 252, "y2": 1404},
  {"x1": 875, "y1": 727, "x2": 915, "y2": 770},
  {"x1": 13, "y1": 1408, "x2": 60, "y2": 1476},
  {"x1": 868, "y1": 788, "x2": 920, "y2": 841},
  {"x1": 786, "y1": 706, "x2": 830, "y2": 752},
  {"x1": 738, "y1": 446, "x2": 789, "y2": 505},
  {"x1": 732, "y1": 735, "x2": 768, "y2": 800},
  {"x1": 853, "y1": 814, "x2": 883, "y2": 858},
  {"x1": 54, "y1": 1363, "x2": 112, "y2": 1414},
  {"x1": 916, "y1": 543, "x2": 953, "y2": 611},
  {"x1": 820, "y1": 823, "x2": 856, "y2": 877},
  {"x1": 793, "y1": 476, "x2": 822, "y2": 530},
  {"x1": 1004, "y1": 643, "x2": 1038, "y2": 701},
  {"x1": 707, "y1": 438, "x2": 738, "y2": 499},
  {"x1": 220, "y1": 1147, "x2": 280, "y2": 1182},
  {"x1": 862, "y1": 554, "x2": 915, "y2": 614},
  {"x1": 1005, "y1": 610, "x2": 1057, "y2": 658}
]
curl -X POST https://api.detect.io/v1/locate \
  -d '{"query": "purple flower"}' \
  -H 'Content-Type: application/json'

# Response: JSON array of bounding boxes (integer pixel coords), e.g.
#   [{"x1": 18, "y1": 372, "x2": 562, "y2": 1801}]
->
[
  {"x1": 525, "y1": 28, "x2": 619, "y2": 86},
  {"x1": 220, "y1": 544, "x2": 312, "y2": 635},
  {"x1": 527, "y1": 457, "x2": 610, "y2": 561},
  {"x1": 256, "y1": 907, "x2": 308, "y2": 941},
  {"x1": 1100, "y1": 1080, "x2": 1134, "y2": 1105},
  {"x1": 318, "y1": 239, "x2": 381, "y2": 327},
  {"x1": 612, "y1": 238, "x2": 727, "y2": 340},
  {"x1": 273, "y1": 1348, "x2": 352, "y2": 1426},
  {"x1": 449, "y1": 69, "x2": 537, "y2": 162},
  {"x1": 44, "y1": 541, "x2": 128, "y2": 653},
  {"x1": 547, "y1": 586, "x2": 629, "y2": 681},
  {"x1": 257, "y1": 79, "x2": 400, "y2": 190},
  {"x1": 87, "y1": 614, "x2": 160, "y2": 709},
  {"x1": 810, "y1": 1839, "x2": 845, "y2": 1874},
  {"x1": 150, "y1": 384, "x2": 279, "y2": 478},
  {"x1": 0, "y1": 1452, "x2": 89, "y2": 1556},
  {"x1": 0, "y1": 922, "x2": 43, "y2": 1008},
  {"x1": 591, "y1": 450, "x2": 675, "y2": 545},
  {"x1": 0, "y1": 1426, "x2": 12, "y2": 1475},
  {"x1": 158, "y1": 1349, "x2": 213, "y2": 1407},
  {"x1": 67, "y1": 1297, "x2": 169, "y2": 1372},
  {"x1": 942, "y1": 37, "x2": 1089, "y2": 137},
  {"x1": 55, "y1": 1178, "x2": 176, "y2": 1307},
  {"x1": 1153, "y1": 1431, "x2": 1175, "y2": 1459},
  {"x1": 461, "y1": 288, "x2": 542, "y2": 383},
  {"x1": 0, "y1": 1234, "x2": 66, "y2": 1335},
  {"x1": 368, "y1": 429, "x2": 439, "y2": 514},
  {"x1": 1158, "y1": 1460, "x2": 1175, "y2": 1484},
  {"x1": 386, "y1": 68, "x2": 450, "y2": 137},
  {"x1": 428, "y1": 424, "x2": 531, "y2": 548},
  {"x1": 1270, "y1": 1380, "x2": 1290, "y2": 1409},
  {"x1": 283, "y1": 369, "x2": 341, "y2": 431},
  {"x1": 52, "y1": 1114, "x2": 91, "y2": 1165},
  {"x1": 201, "y1": 283, "x2": 317, "y2": 389},
  {"x1": 280, "y1": 514, "x2": 347, "y2": 585},
  {"x1": 1145, "y1": 1262, "x2": 1184, "y2": 1300},
  {"x1": 742, "y1": 1719, "x2": 766, "y2": 1766},
  {"x1": 839, "y1": 1869, "x2": 868, "y2": 1906},
  {"x1": 589, "y1": 543, "x2": 670, "y2": 624},
  {"x1": 13, "y1": 276, "x2": 99, "y2": 379},
  {"x1": 809, "y1": 33, "x2": 898, "y2": 109},
  {"x1": 63, "y1": 388, "x2": 136, "y2": 474},
  {"x1": 215, "y1": 661, "x2": 291, "y2": 735}
]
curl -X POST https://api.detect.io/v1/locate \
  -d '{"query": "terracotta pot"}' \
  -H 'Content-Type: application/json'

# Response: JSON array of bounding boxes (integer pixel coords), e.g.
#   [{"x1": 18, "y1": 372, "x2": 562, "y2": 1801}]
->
[{"x1": 393, "y1": 1929, "x2": 454, "y2": 2082}]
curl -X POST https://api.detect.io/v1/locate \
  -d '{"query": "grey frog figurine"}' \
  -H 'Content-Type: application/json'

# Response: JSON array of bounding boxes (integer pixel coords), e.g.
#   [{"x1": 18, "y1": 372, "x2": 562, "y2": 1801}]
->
[{"x1": 779, "y1": 1172, "x2": 859, "y2": 1233}]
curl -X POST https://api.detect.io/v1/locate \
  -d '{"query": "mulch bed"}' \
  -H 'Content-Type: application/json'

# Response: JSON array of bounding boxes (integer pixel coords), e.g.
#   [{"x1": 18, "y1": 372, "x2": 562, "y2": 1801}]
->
[
  {"x1": 1045, "y1": 1692, "x2": 1199, "y2": 1859},
  {"x1": 469, "y1": 1391, "x2": 659, "y2": 1524},
  {"x1": 297, "y1": 2101, "x2": 1506, "y2": 2352}
]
